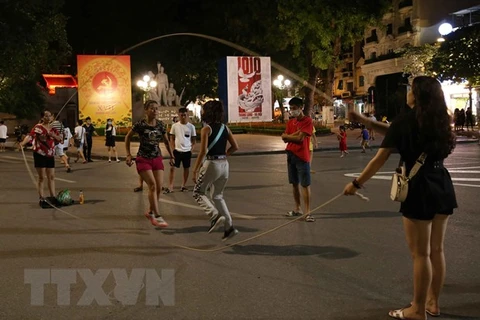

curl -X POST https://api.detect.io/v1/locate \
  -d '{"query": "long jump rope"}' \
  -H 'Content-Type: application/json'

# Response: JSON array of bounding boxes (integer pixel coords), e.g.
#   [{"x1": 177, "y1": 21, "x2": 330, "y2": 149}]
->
[{"x1": 19, "y1": 33, "x2": 371, "y2": 252}]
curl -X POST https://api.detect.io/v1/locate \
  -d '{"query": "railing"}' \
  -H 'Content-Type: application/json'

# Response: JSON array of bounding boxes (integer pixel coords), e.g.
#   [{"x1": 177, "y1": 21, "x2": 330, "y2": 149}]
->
[{"x1": 364, "y1": 51, "x2": 402, "y2": 65}]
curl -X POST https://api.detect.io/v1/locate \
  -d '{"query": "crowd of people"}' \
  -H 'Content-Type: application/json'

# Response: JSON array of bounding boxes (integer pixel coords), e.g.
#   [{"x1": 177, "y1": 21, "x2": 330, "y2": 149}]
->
[{"x1": 8, "y1": 75, "x2": 464, "y2": 319}]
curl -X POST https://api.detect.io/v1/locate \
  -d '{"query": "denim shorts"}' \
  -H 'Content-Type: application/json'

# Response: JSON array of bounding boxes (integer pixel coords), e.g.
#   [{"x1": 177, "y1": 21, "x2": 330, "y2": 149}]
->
[{"x1": 287, "y1": 151, "x2": 311, "y2": 187}]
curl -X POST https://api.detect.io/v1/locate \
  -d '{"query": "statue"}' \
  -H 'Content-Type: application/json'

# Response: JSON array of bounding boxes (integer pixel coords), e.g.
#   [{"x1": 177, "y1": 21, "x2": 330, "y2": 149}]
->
[
  {"x1": 167, "y1": 83, "x2": 177, "y2": 106},
  {"x1": 146, "y1": 70, "x2": 160, "y2": 104},
  {"x1": 155, "y1": 62, "x2": 169, "y2": 106}
]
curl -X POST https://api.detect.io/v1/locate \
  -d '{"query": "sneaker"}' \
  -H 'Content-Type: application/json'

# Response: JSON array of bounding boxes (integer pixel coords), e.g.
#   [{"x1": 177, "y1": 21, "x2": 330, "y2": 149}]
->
[
  {"x1": 222, "y1": 227, "x2": 239, "y2": 241},
  {"x1": 208, "y1": 215, "x2": 225, "y2": 233},
  {"x1": 108, "y1": 159, "x2": 111, "y2": 163},
  {"x1": 180, "y1": 186, "x2": 188, "y2": 192},
  {"x1": 285, "y1": 210, "x2": 302, "y2": 217},
  {"x1": 66, "y1": 167, "x2": 72, "y2": 173},
  {"x1": 116, "y1": 159, "x2": 120, "y2": 163},
  {"x1": 305, "y1": 215, "x2": 315, "y2": 222},
  {"x1": 145, "y1": 212, "x2": 168, "y2": 228},
  {"x1": 163, "y1": 188, "x2": 172, "y2": 194},
  {"x1": 134, "y1": 187, "x2": 143, "y2": 192}
]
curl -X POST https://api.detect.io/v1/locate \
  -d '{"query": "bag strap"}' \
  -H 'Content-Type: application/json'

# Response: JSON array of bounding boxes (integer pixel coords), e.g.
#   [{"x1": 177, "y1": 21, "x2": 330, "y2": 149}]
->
[
  {"x1": 207, "y1": 124, "x2": 225, "y2": 152},
  {"x1": 407, "y1": 152, "x2": 427, "y2": 180}
]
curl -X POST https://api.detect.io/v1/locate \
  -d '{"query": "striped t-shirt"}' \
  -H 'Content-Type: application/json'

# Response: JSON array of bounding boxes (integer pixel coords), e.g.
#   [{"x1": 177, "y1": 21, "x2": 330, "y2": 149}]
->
[{"x1": 51, "y1": 120, "x2": 64, "y2": 139}]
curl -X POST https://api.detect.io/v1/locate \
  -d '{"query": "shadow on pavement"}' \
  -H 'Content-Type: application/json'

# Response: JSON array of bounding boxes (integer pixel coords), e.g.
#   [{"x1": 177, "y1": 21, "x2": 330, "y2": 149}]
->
[
  {"x1": 319, "y1": 211, "x2": 399, "y2": 219},
  {"x1": 226, "y1": 184, "x2": 284, "y2": 191},
  {"x1": 161, "y1": 225, "x2": 259, "y2": 235},
  {"x1": 223, "y1": 244, "x2": 359, "y2": 259}
]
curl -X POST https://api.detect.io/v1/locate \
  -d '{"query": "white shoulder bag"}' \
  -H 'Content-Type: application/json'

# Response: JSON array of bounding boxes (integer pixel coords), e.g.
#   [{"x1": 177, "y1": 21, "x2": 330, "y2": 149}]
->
[{"x1": 390, "y1": 152, "x2": 427, "y2": 202}]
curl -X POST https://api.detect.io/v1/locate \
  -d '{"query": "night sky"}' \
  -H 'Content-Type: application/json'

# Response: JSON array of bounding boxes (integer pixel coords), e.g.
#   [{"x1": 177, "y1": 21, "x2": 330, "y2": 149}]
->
[{"x1": 62, "y1": 0, "x2": 216, "y2": 79}]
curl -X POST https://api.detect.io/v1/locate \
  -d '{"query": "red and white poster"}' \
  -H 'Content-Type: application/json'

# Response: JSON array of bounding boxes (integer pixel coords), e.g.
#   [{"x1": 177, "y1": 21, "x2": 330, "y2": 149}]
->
[{"x1": 226, "y1": 56, "x2": 272, "y2": 122}]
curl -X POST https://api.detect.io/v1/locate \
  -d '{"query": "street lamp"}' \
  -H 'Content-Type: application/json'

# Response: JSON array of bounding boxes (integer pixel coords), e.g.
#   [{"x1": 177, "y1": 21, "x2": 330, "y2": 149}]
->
[
  {"x1": 272, "y1": 75, "x2": 292, "y2": 122},
  {"x1": 437, "y1": 22, "x2": 453, "y2": 42},
  {"x1": 136, "y1": 74, "x2": 157, "y2": 103}
]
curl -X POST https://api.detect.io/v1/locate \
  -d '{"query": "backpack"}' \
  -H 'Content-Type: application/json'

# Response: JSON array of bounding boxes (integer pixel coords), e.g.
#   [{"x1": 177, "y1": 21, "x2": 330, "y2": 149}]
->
[{"x1": 57, "y1": 189, "x2": 74, "y2": 206}]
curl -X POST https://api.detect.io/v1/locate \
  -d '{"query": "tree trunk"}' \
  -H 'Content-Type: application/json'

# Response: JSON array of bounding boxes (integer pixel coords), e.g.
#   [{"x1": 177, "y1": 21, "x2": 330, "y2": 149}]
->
[{"x1": 304, "y1": 51, "x2": 320, "y2": 117}]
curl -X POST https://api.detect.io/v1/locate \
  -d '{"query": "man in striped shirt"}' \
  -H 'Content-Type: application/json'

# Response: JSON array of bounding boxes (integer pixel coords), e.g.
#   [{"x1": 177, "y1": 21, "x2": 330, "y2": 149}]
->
[{"x1": 51, "y1": 114, "x2": 71, "y2": 172}]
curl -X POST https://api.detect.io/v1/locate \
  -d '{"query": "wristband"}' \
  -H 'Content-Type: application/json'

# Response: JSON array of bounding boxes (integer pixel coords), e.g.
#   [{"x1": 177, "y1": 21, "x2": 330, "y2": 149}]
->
[{"x1": 352, "y1": 179, "x2": 362, "y2": 189}]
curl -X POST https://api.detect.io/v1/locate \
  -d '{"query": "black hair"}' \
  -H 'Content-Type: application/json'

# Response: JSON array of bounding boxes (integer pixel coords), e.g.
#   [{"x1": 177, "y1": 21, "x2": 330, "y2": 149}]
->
[
  {"x1": 288, "y1": 97, "x2": 303, "y2": 107},
  {"x1": 85, "y1": 116, "x2": 91, "y2": 121},
  {"x1": 40, "y1": 110, "x2": 51, "y2": 118},
  {"x1": 144, "y1": 100, "x2": 158, "y2": 109},
  {"x1": 202, "y1": 100, "x2": 224, "y2": 124},
  {"x1": 77, "y1": 119, "x2": 83, "y2": 125},
  {"x1": 178, "y1": 107, "x2": 188, "y2": 113},
  {"x1": 412, "y1": 76, "x2": 456, "y2": 158},
  {"x1": 62, "y1": 119, "x2": 68, "y2": 127},
  {"x1": 0, "y1": 120, "x2": 4, "y2": 124}
]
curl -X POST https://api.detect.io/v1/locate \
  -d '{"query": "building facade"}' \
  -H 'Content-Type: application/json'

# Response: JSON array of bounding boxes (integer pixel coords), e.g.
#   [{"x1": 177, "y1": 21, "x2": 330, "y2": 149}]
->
[{"x1": 333, "y1": 0, "x2": 480, "y2": 120}]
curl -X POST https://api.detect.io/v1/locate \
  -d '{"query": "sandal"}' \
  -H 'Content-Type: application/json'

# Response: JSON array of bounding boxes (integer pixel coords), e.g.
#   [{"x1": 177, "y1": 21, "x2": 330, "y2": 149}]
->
[
  {"x1": 388, "y1": 308, "x2": 407, "y2": 319},
  {"x1": 305, "y1": 215, "x2": 315, "y2": 222},
  {"x1": 180, "y1": 187, "x2": 188, "y2": 192},
  {"x1": 133, "y1": 187, "x2": 143, "y2": 192},
  {"x1": 163, "y1": 188, "x2": 172, "y2": 194}
]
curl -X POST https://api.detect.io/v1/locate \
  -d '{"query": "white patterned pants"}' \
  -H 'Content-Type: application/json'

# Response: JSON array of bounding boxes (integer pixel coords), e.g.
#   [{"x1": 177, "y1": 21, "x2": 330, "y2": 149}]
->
[{"x1": 193, "y1": 160, "x2": 233, "y2": 229}]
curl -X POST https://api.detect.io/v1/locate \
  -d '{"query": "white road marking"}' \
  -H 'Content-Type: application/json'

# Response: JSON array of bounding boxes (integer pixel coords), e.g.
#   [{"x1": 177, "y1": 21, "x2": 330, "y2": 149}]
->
[
  {"x1": 159, "y1": 198, "x2": 256, "y2": 220},
  {"x1": 345, "y1": 165, "x2": 480, "y2": 188},
  {"x1": 54, "y1": 177, "x2": 77, "y2": 183}
]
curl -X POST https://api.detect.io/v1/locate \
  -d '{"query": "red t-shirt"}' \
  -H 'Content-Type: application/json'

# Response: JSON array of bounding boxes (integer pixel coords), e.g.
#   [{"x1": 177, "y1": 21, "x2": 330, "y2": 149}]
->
[
  {"x1": 285, "y1": 116, "x2": 313, "y2": 162},
  {"x1": 29, "y1": 124, "x2": 58, "y2": 157}
]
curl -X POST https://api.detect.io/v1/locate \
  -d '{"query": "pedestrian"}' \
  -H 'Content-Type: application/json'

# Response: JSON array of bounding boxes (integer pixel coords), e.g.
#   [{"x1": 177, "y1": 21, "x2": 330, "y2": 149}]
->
[
  {"x1": 337, "y1": 125, "x2": 348, "y2": 157},
  {"x1": 82, "y1": 116, "x2": 98, "y2": 162},
  {"x1": 0, "y1": 120, "x2": 7, "y2": 152},
  {"x1": 281, "y1": 97, "x2": 314, "y2": 222},
  {"x1": 51, "y1": 115, "x2": 71, "y2": 173},
  {"x1": 458, "y1": 109, "x2": 465, "y2": 131},
  {"x1": 125, "y1": 100, "x2": 175, "y2": 228},
  {"x1": 74, "y1": 120, "x2": 87, "y2": 164},
  {"x1": 357, "y1": 124, "x2": 371, "y2": 153},
  {"x1": 344, "y1": 76, "x2": 457, "y2": 320},
  {"x1": 61, "y1": 119, "x2": 73, "y2": 172},
  {"x1": 465, "y1": 107, "x2": 474, "y2": 131},
  {"x1": 20, "y1": 110, "x2": 62, "y2": 206},
  {"x1": 191, "y1": 100, "x2": 239, "y2": 240},
  {"x1": 105, "y1": 118, "x2": 120, "y2": 163},
  {"x1": 368, "y1": 112, "x2": 376, "y2": 140},
  {"x1": 164, "y1": 107, "x2": 196, "y2": 193}
]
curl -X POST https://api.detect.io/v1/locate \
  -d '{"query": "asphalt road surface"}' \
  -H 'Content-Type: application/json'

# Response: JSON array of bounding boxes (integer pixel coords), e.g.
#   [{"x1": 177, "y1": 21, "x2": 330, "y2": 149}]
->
[{"x1": 0, "y1": 144, "x2": 479, "y2": 320}]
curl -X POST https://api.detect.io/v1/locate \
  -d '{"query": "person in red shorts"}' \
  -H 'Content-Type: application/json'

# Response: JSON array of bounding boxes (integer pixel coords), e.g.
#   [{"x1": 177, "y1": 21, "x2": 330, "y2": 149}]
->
[
  {"x1": 20, "y1": 110, "x2": 62, "y2": 206},
  {"x1": 125, "y1": 100, "x2": 175, "y2": 228},
  {"x1": 281, "y1": 97, "x2": 314, "y2": 222}
]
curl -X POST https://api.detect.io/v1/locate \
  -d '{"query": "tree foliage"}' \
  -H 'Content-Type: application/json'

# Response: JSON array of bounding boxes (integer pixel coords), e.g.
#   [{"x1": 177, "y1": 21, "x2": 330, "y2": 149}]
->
[
  {"x1": 0, "y1": 0, "x2": 71, "y2": 118},
  {"x1": 396, "y1": 43, "x2": 439, "y2": 78},
  {"x1": 431, "y1": 23, "x2": 480, "y2": 86}
]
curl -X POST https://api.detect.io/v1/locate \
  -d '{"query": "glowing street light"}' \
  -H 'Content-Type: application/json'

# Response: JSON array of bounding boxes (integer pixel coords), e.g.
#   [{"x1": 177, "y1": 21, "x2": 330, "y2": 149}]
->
[
  {"x1": 137, "y1": 74, "x2": 158, "y2": 102},
  {"x1": 273, "y1": 75, "x2": 291, "y2": 90},
  {"x1": 437, "y1": 22, "x2": 453, "y2": 42}
]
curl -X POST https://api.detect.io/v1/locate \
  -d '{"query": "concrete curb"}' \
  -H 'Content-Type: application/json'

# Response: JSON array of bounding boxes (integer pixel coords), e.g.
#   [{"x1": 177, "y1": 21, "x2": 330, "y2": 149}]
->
[{"x1": 61, "y1": 138, "x2": 478, "y2": 161}]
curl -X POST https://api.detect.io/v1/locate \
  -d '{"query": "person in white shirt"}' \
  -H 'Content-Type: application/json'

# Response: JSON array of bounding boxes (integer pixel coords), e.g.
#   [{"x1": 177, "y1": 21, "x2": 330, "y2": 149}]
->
[
  {"x1": 164, "y1": 107, "x2": 196, "y2": 193},
  {"x1": 368, "y1": 112, "x2": 377, "y2": 141},
  {"x1": 74, "y1": 120, "x2": 87, "y2": 164},
  {"x1": 105, "y1": 118, "x2": 120, "y2": 163},
  {"x1": 0, "y1": 121, "x2": 7, "y2": 152}
]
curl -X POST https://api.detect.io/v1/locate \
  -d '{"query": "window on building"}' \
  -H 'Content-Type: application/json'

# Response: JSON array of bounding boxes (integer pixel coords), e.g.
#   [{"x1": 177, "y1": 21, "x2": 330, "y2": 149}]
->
[
  {"x1": 405, "y1": 17, "x2": 411, "y2": 27},
  {"x1": 359, "y1": 76, "x2": 365, "y2": 87},
  {"x1": 337, "y1": 80, "x2": 344, "y2": 90},
  {"x1": 387, "y1": 24, "x2": 393, "y2": 35},
  {"x1": 387, "y1": 48, "x2": 394, "y2": 54},
  {"x1": 370, "y1": 52, "x2": 377, "y2": 59},
  {"x1": 347, "y1": 82, "x2": 354, "y2": 92},
  {"x1": 347, "y1": 62, "x2": 353, "y2": 71}
]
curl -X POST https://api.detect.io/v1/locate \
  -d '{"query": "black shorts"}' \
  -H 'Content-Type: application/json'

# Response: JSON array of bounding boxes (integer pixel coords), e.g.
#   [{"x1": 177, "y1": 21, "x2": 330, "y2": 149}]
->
[
  {"x1": 33, "y1": 152, "x2": 55, "y2": 168},
  {"x1": 173, "y1": 150, "x2": 192, "y2": 168},
  {"x1": 0, "y1": 138, "x2": 6, "y2": 143}
]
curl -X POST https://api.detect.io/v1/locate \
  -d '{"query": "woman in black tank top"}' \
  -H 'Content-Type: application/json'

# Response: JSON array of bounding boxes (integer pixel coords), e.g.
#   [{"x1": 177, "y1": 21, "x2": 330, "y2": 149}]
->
[{"x1": 192, "y1": 101, "x2": 240, "y2": 241}]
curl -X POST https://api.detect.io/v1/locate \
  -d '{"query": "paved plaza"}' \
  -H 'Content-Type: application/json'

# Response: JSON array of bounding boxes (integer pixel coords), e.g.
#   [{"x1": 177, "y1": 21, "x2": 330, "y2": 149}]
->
[{"x1": 0, "y1": 135, "x2": 479, "y2": 319}]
